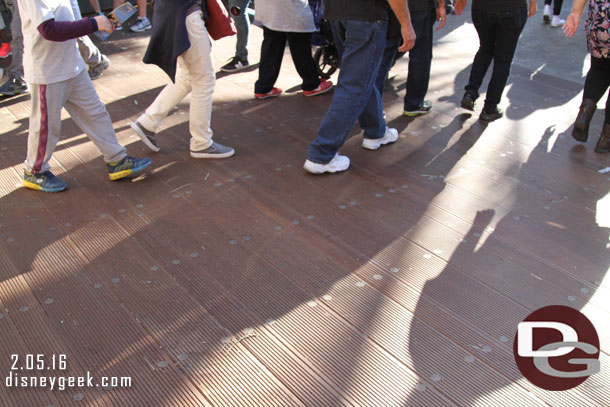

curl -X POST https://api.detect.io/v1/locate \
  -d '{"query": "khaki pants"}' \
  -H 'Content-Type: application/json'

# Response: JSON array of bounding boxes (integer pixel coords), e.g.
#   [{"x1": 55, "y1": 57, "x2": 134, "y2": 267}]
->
[{"x1": 137, "y1": 11, "x2": 216, "y2": 152}]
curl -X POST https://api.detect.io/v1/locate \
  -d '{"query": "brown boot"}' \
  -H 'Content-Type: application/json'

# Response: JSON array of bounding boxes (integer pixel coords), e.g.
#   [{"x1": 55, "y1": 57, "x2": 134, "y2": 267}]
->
[
  {"x1": 594, "y1": 122, "x2": 610, "y2": 153},
  {"x1": 572, "y1": 99, "x2": 596, "y2": 142}
]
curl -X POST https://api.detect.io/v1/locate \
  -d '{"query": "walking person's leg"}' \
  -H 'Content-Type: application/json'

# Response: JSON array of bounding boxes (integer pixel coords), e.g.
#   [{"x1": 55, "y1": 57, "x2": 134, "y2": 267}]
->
[
  {"x1": 550, "y1": 0, "x2": 565, "y2": 27},
  {"x1": 181, "y1": 11, "x2": 232, "y2": 156},
  {"x1": 573, "y1": 56, "x2": 610, "y2": 145},
  {"x1": 0, "y1": 0, "x2": 27, "y2": 96},
  {"x1": 285, "y1": 31, "x2": 329, "y2": 92},
  {"x1": 305, "y1": 19, "x2": 388, "y2": 171},
  {"x1": 462, "y1": 9, "x2": 495, "y2": 110},
  {"x1": 132, "y1": 58, "x2": 193, "y2": 151},
  {"x1": 63, "y1": 71, "x2": 127, "y2": 164},
  {"x1": 481, "y1": 7, "x2": 527, "y2": 120},
  {"x1": 64, "y1": 71, "x2": 150, "y2": 181},
  {"x1": 254, "y1": 27, "x2": 287, "y2": 97},
  {"x1": 130, "y1": 0, "x2": 152, "y2": 32},
  {"x1": 403, "y1": 9, "x2": 435, "y2": 116}
]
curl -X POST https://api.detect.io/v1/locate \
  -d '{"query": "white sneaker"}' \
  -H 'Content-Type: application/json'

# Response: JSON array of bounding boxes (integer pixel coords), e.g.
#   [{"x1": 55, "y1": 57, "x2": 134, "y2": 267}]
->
[
  {"x1": 362, "y1": 127, "x2": 398, "y2": 150},
  {"x1": 551, "y1": 16, "x2": 565, "y2": 27},
  {"x1": 543, "y1": 5, "x2": 552, "y2": 23},
  {"x1": 303, "y1": 154, "x2": 350, "y2": 174}
]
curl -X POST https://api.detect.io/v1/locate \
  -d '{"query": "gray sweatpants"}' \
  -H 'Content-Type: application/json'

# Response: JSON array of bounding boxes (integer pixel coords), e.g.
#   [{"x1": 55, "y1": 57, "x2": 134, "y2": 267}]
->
[{"x1": 25, "y1": 70, "x2": 126, "y2": 174}]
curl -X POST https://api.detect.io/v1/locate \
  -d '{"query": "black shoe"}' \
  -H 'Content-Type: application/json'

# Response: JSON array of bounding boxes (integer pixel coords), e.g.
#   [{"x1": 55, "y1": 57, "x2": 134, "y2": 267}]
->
[
  {"x1": 461, "y1": 92, "x2": 475, "y2": 111},
  {"x1": 480, "y1": 106, "x2": 503, "y2": 122},
  {"x1": 572, "y1": 98, "x2": 596, "y2": 142},
  {"x1": 220, "y1": 56, "x2": 249, "y2": 73},
  {"x1": 0, "y1": 75, "x2": 28, "y2": 96}
]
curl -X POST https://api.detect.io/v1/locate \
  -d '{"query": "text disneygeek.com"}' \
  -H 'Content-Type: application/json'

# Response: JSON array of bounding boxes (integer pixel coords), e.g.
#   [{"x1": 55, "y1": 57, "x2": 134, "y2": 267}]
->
[{"x1": 3, "y1": 354, "x2": 132, "y2": 391}]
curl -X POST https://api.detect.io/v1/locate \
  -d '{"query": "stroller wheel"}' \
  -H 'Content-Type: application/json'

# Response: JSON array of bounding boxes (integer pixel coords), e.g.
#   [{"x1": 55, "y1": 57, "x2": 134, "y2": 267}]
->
[{"x1": 314, "y1": 47, "x2": 339, "y2": 80}]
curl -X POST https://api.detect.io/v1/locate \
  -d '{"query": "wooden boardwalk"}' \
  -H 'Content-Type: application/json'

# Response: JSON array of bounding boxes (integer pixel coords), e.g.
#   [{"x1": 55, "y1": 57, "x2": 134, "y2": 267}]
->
[{"x1": 0, "y1": 13, "x2": 608, "y2": 407}]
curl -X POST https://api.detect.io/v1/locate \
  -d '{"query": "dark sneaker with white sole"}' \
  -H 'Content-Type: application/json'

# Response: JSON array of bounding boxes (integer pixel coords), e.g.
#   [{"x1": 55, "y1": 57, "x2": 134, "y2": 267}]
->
[
  {"x1": 0, "y1": 75, "x2": 28, "y2": 96},
  {"x1": 220, "y1": 56, "x2": 250, "y2": 72},
  {"x1": 107, "y1": 155, "x2": 152, "y2": 181},
  {"x1": 23, "y1": 170, "x2": 68, "y2": 192},
  {"x1": 131, "y1": 121, "x2": 160, "y2": 152},
  {"x1": 403, "y1": 100, "x2": 432, "y2": 117},
  {"x1": 190, "y1": 142, "x2": 235, "y2": 158}
]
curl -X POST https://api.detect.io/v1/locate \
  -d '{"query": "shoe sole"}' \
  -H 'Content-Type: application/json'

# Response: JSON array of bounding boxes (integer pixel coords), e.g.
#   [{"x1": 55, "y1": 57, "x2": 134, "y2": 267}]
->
[
  {"x1": 131, "y1": 122, "x2": 161, "y2": 152},
  {"x1": 255, "y1": 93, "x2": 281, "y2": 100},
  {"x1": 190, "y1": 150, "x2": 235, "y2": 159},
  {"x1": 0, "y1": 88, "x2": 28, "y2": 97},
  {"x1": 130, "y1": 26, "x2": 151, "y2": 33},
  {"x1": 0, "y1": 53, "x2": 12, "y2": 59},
  {"x1": 479, "y1": 114, "x2": 502, "y2": 122},
  {"x1": 403, "y1": 110, "x2": 431, "y2": 117},
  {"x1": 108, "y1": 159, "x2": 152, "y2": 181},
  {"x1": 303, "y1": 85, "x2": 334, "y2": 97},
  {"x1": 23, "y1": 180, "x2": 67, "y2": 192},
  {"x1": 303, "y1": 161, "x2": 349, "y2": 174},
  {"x1": 220, "y1": 65, "x2": 250, "y2": 73}
]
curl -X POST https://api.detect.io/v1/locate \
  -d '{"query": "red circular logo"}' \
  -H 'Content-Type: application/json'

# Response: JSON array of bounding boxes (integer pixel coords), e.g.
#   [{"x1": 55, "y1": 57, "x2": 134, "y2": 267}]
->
[{"x1": 513, "y1": 305, "x2": 600, "y2": 391}]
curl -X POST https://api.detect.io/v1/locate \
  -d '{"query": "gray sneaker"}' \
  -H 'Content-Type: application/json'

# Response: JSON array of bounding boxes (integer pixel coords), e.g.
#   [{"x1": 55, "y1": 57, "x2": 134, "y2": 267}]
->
[
  {"x1": 89, "y1": 54, "x2": 110, "y2": 80},
  {"x1": 130, "y1": 17, "x2": 152, "y2": 33},
  {"x1": 190, "y1": 142, "x2": 235, "y2": 158},
  {"x1": 131, "y1": 121, "x2": 160, "y2": 152}
]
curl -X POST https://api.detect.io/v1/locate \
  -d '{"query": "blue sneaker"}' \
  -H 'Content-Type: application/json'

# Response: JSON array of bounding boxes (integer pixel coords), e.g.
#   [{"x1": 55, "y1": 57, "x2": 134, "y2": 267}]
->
[
  {"x1": 107, "y1": 155, "x2": 152, "y2": 181},
  {"x1": 23, "y1": 170, "x2": 68, "y2": 192}
]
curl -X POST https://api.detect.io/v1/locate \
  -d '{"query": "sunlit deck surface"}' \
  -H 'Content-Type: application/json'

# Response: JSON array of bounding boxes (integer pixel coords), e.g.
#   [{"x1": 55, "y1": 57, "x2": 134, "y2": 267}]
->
[{"x1": 0, "y1": 11, "x2": 609, "y2": 407}]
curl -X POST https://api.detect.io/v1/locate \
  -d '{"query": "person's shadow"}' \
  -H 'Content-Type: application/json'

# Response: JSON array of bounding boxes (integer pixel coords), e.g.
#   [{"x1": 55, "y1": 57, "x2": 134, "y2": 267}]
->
[{"x1": 404, "y1": 128, "x2": 609, "y2": 406}]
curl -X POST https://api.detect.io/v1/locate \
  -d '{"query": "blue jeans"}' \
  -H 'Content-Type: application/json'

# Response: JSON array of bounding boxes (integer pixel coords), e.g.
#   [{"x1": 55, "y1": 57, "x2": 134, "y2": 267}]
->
[
  {"x1": 223, "y1": 0, "x2": 251, "y2": 58},
  {"x1": 465, "y1": 7, "x2": 527, "y2": 109},
  {"x1": 403, "y1": 9, "x2": 435, "y2": 111},
  {"x1": 307, "y1": 20, "x2": 388, "y2": 164}
]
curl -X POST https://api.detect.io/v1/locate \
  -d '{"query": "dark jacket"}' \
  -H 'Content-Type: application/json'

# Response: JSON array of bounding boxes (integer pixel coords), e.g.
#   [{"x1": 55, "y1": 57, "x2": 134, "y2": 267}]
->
[{"x1": 143, "y1": 0, "x2": 208, "y2": 82}]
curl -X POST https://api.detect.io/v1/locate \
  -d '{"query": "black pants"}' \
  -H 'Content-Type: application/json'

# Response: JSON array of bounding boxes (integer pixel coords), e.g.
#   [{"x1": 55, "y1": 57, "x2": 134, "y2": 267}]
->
[
  {"x1": 583, "y1": 56, "x2": 610, "y2": 124},
  {"x1": 254, "y1": 27, "x2": 320, "y2": 94},
  {"x1": 465, "y1": 7, "x2": 527, "y2": 110},
  {"x1": 404, "y1": 9, "x2": 435, "y2": 110},
  {"x1": 544, "y1": 0, "x2": 564, "y2": 16}
]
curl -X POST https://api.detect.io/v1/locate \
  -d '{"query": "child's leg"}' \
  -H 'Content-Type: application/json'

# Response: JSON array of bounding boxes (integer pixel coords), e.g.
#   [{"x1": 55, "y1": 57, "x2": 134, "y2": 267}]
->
[
  {"x1": 25, "y1": 81, "x2": 71, "y2": 174},
  {"x1": 63, "y1": 71, "x2": 126, "y2": 164}
]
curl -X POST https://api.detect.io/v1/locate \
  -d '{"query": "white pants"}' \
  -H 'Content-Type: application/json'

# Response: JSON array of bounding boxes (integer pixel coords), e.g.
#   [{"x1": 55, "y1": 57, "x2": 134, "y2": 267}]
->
[
  {"x1": 25, "y1": 70, "x2": 126, "y2": 173},
  {"x1": 138, "y1": 11, "x2": 216, "y2": 152}
]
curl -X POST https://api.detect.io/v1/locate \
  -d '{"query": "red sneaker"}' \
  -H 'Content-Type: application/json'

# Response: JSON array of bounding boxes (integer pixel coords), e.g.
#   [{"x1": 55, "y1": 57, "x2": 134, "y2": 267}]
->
[
  {"x1": 255, "y1": 87, "x2": 282, "y2": 100},
  {"x1": 0, "y1": 43, "x2": 12, "y2": 59},
  {"x1": 303, "y1": 79, "x2": 333, "y2": 97}
]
